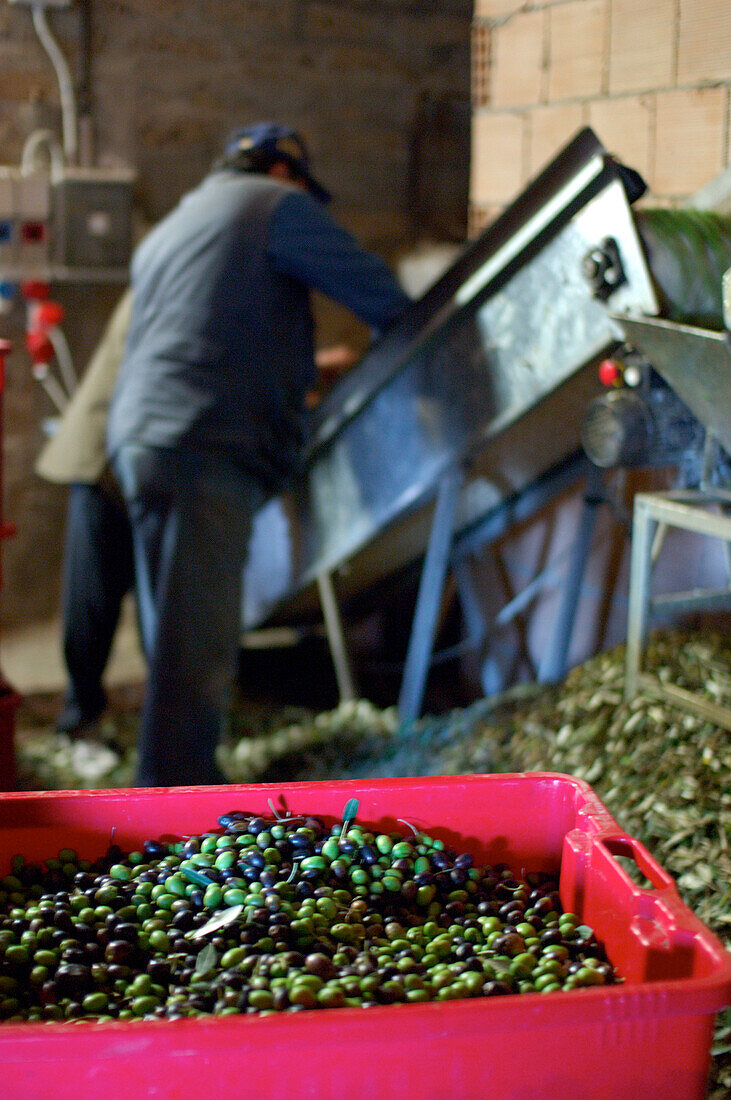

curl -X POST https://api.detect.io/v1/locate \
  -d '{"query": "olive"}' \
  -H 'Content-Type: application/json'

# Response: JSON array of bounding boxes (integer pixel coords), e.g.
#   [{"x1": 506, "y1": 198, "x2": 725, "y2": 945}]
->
[
  {"x1": 106, "y1": 963, "x2": 131, "y2": 982},
  {"x1": 61, "y1": 946, "x2": 87, "y2": 965},
  {"x1": 113, "y1": 923, "x2": 139, "y2": 944},
  {"x1": 217, "y1": 812, "x2": 249, "y2": 830},
  {"x1": 483, "y1": 980, "x2": 512, "y2": 996},
  {"x1": 0, "y1": 819, "x2": 616, "y2": 1022},
  {"x1": 305, "y1": 953, "x2": 337, "y2": 980},
  {"x1": 533, "y1": 896, "x2": 556, "y2": 918},
  {"x1": 55, "y1": 964, "x2": 93, "y2": 997},
  {"x1": 147, "y1": 959, "x2": 172, "y2": 984},
  {"x1": 105, "y1": 939, "x2": 135, "y2": 965},
  {"x1": 243, "y1": 850, "x2": 266, "y2": 869},
  {"x1": 142, "y1": 841, "x2": 167, "y2": 860},
  {"x1": 171, "y1": 910, "x2": 195, "y2": 932}
]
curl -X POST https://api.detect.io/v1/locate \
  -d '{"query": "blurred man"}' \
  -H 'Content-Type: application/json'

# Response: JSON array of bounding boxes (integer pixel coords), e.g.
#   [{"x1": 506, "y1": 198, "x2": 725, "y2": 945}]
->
[
  {"x1": 36, "y1": 290, "x2": 136, "y2": 736},
  {"x1": 107, "y1": 122, "x2": 410, "y2": 786}
]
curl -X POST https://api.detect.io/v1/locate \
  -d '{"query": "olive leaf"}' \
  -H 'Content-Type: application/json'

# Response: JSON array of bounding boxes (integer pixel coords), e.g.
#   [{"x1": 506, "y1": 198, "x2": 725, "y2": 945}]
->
[
  {"x1": 189, "y1": 904, "x2": 244, "y2": 940},
  {"x1": 341, "y1": 798, "x2": 359, "y2": 832},
  {"x1": 195, "y1": 942, "x2": 218, "y2": 976},
  {"x1": 180, "y1": 865, "x2": 214, "y2": 888}
]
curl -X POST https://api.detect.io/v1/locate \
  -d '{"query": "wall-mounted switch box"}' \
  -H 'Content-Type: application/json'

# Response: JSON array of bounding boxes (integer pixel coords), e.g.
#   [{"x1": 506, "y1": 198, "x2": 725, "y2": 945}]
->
[
  {"x1": 50, "y1": 167, "x2": 135, "y2": 270},
  {"x1": 0, "y1": 167, "x2": 51, "y2": 269},
  {"x1": 17, "y1": 170, "x2": 50, "y2": 267}
]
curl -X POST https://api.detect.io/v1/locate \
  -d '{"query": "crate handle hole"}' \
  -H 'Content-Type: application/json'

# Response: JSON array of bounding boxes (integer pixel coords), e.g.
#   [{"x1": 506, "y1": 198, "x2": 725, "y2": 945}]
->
[{"x1": 604, "y1": 837, "x2": 663, "y2": 891}]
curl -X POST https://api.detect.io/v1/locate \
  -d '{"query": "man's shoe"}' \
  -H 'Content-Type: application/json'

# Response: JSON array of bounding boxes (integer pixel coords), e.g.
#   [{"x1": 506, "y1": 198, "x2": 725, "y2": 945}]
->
[{"x1": 55, "y1": 701, "x2": 104, "y2": 737}]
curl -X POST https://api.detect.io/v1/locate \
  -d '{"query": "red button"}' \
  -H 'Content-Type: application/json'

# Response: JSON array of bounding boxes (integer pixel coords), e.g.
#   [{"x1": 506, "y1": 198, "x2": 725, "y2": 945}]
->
[
  {"x1": 598, "y1": 358, "x2": 621, "y2": 387},
  {"x1": 20, "y1": 280, "x2": 51, "y2": 301},
  {"x1": 25, "y1": 330, "x2": 54, "y2": 363},
  {"x1": 35, "y1": 300, "x2": 65, "y2": 328}
]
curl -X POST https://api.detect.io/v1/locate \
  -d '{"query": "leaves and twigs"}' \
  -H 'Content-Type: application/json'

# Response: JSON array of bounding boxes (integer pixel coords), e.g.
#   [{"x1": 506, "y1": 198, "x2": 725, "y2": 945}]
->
[
  {"x1": 195, "y1": 943, "x2": 218, "y2": 977},
  {"x1": 285, "y1": 860, "x2": 301, "y2": 884},
  {"x1": 189, "y1": 904, "x2": 243, "y2": 940},
  {"x1": 222, "y1": 699, "x2": 398, "y2": 783},
  {"x1": 266, "y1": 799, "x2": 306, "y2": 825},
  {"x1": 341, "y1": 798, "x2": 359, "y2": 832},
  {"x1": 180, "y1": 865, "x2": 215, "y2": 888}
]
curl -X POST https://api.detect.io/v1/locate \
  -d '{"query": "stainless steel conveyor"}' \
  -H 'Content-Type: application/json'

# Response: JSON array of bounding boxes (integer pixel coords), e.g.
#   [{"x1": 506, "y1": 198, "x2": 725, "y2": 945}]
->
[{"x1": 240, "y1": 127, "x2": 726, "y2": 718}]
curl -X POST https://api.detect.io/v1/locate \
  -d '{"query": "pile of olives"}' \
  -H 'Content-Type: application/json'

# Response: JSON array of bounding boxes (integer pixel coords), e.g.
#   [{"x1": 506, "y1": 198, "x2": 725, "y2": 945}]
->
[{"x1": 0, "y1": 807, "x2": 620, "y2": 1023}]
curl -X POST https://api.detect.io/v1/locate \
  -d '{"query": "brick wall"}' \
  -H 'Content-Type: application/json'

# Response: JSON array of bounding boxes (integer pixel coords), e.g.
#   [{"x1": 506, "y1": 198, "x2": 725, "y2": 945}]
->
[
  {"x1": 0, "y1": 0, "x2": 472, "y2": 630},
  {"x1": 467, "y1": 0, "x2": 731, "y2": 677},
  {"x1": 470, "y1": 0, "x2": 731, "y2": 231}
]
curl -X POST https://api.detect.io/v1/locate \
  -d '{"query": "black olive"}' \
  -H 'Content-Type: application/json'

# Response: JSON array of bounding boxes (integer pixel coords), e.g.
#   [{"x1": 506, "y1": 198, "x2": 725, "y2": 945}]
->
[
  {"x1": 105, "y1": 939, "x2": 135, "y2": 965},
  {"x1": 55, "y1": 963, "x2": 93, "y2": 997},
  {"x1": 147, "y1": 959, "x2": 172, "y2": 984}
]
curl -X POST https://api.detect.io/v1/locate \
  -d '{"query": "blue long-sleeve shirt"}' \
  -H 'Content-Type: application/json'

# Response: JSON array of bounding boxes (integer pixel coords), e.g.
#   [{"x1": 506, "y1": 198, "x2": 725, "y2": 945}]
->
[{"x1": 107, "y1": 170, "x2": 410, "y2": 492}]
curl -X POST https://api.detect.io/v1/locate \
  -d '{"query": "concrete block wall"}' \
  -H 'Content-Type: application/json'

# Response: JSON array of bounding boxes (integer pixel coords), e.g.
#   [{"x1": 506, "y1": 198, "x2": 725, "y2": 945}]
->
[{"x1": 470, "y1": 0, "x2": 731, "y2": 231}]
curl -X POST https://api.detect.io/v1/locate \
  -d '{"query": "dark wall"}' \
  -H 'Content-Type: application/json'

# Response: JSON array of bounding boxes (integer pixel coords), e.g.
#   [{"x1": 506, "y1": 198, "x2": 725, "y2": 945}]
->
[{"x1": 0, "y1": 0, "x2": 471, "y2": 629}]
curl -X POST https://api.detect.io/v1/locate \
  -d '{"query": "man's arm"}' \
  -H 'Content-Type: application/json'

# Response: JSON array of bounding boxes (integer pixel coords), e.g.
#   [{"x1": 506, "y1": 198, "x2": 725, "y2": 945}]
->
[{"x1": 267, "y1": 190, "x2": 411, "y2": 334}]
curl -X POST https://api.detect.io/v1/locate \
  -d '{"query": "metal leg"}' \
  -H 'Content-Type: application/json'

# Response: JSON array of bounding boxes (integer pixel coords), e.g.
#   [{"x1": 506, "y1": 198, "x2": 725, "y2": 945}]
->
[
  {"x1": 537, "y1": 466, "x2": 605, "y2": 684},
  {"x1": 624, "y1": 495, "x2": 655, "y2": 702},
  {"x1": 316, "y1": 571, "x2": 356, "y2": 704},
  {"x1": 452, "y1": 558, "x2": 487, "y2": 652},
  {"x1": 398, "y1": 465, "x2": 464, "y2": 723},
  {"x1": 453, "y1": 557, "x2": 506, "y2": 698},
  {"x1": 722, "y1": 504, "x2": 731, "y2": 582}
]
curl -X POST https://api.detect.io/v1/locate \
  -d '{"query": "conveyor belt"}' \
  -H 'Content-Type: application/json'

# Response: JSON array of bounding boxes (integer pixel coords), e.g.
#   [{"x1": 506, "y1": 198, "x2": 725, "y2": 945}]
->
[
  {"x1": 241, "y1": 129, "x2": 730, "y2": 716},
  {"x1": 242, "y1": 128, "x2": 658, "y2": 631}
]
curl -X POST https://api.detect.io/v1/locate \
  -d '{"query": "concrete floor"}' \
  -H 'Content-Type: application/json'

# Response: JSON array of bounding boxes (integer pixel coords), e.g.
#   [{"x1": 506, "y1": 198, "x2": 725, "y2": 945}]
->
[{"x1": 0, "y1": 594, "x2": 145, "y2": 696}]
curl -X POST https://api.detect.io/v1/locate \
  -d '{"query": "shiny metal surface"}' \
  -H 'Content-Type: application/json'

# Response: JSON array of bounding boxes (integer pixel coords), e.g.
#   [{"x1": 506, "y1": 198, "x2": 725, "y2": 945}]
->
[
  {"x1": 242, "y1": 129, "x2": 659, "y2": 630},
  {"x1": 615, "y1": 315, "x2": 731, "y2": 455}
]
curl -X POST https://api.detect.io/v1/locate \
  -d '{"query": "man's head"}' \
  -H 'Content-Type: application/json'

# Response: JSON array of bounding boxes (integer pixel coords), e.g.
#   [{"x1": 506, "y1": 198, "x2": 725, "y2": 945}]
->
[{"x1": 217, "y1": 122, "x2": 331, "y2": 204}]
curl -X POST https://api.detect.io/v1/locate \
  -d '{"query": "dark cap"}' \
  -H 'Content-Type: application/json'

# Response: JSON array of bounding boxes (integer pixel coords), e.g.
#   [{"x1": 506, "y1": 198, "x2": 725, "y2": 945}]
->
[{"x1": 221, "y1": 122, "x2": 332, "y2": 204}]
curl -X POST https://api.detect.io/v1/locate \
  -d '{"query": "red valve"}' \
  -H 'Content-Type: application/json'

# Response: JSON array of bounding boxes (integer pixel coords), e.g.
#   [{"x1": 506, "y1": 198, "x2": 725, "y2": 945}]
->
[
  {"x1": 20, "y1": 280, "x2": 51, "y2": 301},
  {"x1": 34, "y1": 300, "x2": 65, "y2": 329},
  {"x1": 25, "y1": 330, "x2": 54, "y2": 363},
  {"x1": 0, "y1": 339, "x2": 11, "y2": 392},
  {"x1": 598, "y1": 358, "x2": 622, "y2": 387}
]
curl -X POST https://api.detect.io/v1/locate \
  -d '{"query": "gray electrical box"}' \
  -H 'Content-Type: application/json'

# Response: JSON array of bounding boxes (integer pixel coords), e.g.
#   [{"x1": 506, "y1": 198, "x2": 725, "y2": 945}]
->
[{"x1": 51, "y1": 168, "x2": 135, "y2": 270}]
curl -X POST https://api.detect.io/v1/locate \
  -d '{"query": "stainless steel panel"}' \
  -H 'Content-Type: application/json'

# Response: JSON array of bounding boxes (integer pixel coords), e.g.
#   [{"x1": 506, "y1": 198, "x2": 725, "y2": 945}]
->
[
  {"x1": 614, "y1": 315, "x2": 731, "y2": 455},
  {"x1": 242, "y1": 130, "x2": 659, "y2": 630}
]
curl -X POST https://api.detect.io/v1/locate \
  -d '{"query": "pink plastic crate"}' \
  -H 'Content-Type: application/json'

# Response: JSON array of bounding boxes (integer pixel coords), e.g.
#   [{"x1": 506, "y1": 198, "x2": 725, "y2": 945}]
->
[{"x1": 0, "y1": 773, "x2": 729, "y2": 1099}]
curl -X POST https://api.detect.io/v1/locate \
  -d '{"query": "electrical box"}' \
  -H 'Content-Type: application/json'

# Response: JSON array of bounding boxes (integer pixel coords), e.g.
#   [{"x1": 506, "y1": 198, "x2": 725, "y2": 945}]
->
[
  {"x1": 17, "y1": 170, "x2": 51, "y2": 267},
  {"x1": 50, "y1": 167, "x2": 135, "y2": 270},
  {"x1": 0, "y1": 167, "x2": 51, "y2": 270},
  {"x1": 0, "y1": 164, "x2": 134, "y2": 280}
]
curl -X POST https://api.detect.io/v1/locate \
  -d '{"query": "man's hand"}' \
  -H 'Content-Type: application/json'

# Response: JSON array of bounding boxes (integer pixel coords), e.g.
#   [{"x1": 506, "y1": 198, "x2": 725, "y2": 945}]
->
[
  {"x1": 314, "y1": 343, "x2": 359, "y2": 378},
  {"x1": 307, "y1": 344, "x2": 360, "y2": 407}
]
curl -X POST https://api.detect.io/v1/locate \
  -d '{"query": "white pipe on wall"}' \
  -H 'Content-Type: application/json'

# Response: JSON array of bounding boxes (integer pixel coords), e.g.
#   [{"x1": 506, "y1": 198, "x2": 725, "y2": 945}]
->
[{"x1": 30, "y1": 2, "x2": 78, "y2": 166}]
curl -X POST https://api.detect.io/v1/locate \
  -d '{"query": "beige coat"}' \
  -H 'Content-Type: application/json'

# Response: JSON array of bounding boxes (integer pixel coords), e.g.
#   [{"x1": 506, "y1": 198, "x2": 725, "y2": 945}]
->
[{"x1": 35, "y1": 289, "x2": 132, "y2": 485}]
